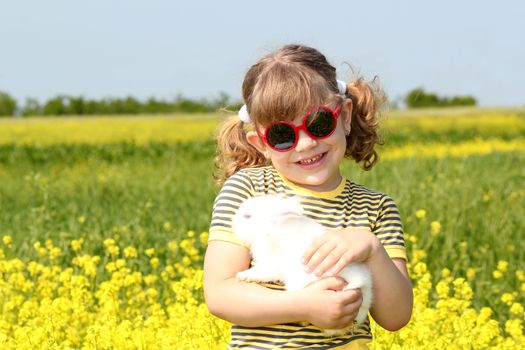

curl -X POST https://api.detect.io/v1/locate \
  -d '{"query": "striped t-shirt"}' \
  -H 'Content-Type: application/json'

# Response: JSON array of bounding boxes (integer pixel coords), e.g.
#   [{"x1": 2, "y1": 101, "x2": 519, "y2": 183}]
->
[{"x1": 209, "y1": 166, "x2": 406, "y2": 349}]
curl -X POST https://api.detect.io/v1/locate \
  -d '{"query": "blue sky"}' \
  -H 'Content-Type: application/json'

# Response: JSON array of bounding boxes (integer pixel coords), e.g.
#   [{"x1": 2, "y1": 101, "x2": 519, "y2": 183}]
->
[{"x1": 1, "y1": 0, "x2": 524, "y2": 107}]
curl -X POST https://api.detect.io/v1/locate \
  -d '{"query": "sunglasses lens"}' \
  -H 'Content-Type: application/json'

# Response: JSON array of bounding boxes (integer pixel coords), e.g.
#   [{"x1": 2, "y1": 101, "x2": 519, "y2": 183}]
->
[
  {"x1": 266, "y1": 123, "x2": 296, "y2": 150},
  {"x1": 306, "y1": 109, "x2": 336, "y2": 137}
]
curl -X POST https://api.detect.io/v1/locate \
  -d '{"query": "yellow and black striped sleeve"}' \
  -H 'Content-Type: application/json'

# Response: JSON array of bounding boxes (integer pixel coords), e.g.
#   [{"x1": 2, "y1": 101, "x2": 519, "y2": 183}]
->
[
  {"x1": 208, "y1": 171, "x2": 254, "y2": 247},
  {"x1": 373, "y1": 195, "x2": 406, "y2": 260}
]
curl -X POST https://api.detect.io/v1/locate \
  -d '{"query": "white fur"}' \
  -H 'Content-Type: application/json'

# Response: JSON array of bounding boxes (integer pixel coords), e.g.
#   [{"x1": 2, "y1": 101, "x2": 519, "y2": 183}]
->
[{"x1": 232, "y1": 195, "x2": 373, "y2": 336}]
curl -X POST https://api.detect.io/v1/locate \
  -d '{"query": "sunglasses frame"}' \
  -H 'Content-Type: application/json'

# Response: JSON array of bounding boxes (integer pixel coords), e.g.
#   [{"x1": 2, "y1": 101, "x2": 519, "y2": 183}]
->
[{"x1": 257, "y1": 105, "x2": 342, "y2": 152}]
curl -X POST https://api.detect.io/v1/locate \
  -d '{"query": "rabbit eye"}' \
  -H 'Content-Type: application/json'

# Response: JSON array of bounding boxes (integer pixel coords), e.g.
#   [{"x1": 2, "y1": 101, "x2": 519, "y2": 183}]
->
[{"x1": 243, "y1": 214, "x2": 252, "y2": 219}]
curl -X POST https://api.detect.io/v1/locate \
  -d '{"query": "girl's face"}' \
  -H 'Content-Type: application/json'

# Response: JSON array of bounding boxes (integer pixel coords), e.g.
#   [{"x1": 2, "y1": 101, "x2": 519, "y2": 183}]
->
[{"x1": 247, "y1": 100, "x2": 352, "y2": 193}]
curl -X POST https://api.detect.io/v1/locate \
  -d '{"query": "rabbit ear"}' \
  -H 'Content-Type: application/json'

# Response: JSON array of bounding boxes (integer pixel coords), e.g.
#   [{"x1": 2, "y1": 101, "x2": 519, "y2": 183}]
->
[{"x1": 232, "y1": 198, "x2": 257, "y2": 242}]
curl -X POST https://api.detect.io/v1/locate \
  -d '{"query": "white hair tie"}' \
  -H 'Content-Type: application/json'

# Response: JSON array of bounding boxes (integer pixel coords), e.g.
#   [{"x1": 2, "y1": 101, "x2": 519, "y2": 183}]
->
[
  {"x1": 238, "y1": 80, "x2": 347, "y2": 123},
  {"x1": 337, "y1": 80, "x2": 347, "y2": 94},
  {"x1": 238, "y1": 104, "x2": 251, "y2": 123}
]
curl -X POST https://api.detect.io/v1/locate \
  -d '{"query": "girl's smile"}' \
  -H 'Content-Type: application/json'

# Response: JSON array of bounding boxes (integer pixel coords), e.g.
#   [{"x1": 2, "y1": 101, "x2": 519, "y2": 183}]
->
[{"x1": 295, "y1": 151, "x2": 327, "y2": 168}]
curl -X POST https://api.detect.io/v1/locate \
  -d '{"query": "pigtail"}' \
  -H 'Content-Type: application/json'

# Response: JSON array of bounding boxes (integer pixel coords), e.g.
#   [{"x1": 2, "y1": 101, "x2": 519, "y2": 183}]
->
[
  {"x1": 345, "y1": 77, "x2": 387, "y2": 170},
  {"x1": 213, "y1": 115, "x2": 268, "y2": 184}
]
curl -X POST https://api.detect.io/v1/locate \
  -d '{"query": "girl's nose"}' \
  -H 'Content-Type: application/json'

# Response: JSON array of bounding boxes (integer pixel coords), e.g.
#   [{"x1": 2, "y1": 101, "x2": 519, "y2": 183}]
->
[{"x1": 294, "y1": 130, "x2": 317, "y2": 152}]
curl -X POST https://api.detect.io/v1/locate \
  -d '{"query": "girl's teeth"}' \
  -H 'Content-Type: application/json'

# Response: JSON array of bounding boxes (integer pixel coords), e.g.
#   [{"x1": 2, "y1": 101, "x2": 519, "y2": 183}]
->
[{"x1": 300, "y1": 154, "x2": 322, "y2": 164}]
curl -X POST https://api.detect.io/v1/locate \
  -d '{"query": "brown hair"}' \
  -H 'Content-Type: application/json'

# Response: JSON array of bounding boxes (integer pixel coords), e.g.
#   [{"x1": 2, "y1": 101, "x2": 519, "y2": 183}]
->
[{"x1": 214, "y1": 44, "x2": 386, "y2": 184}]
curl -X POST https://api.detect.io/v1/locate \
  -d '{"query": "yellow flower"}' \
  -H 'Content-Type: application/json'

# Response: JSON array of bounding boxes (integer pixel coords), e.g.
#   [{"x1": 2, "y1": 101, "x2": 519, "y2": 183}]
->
[
  {"x1": 415, "y1": 209, "x2": 426, "y2": 219},
  {"x1": 497, "y1": 260, "x2": 509, "y2": 273},
  {"x1": 37, "y1": 247, "x2": 47, "y2": 257},
  {"x1": 405, "y1": 233, "x2": 417, "y2": 243},
  {"x1": 78, "y1": 215, "x2": 86, "y2": 224},
  {"x1": 493, "y1": 270, "x2": 503, "y2": 279},
  {"x1": 107, "y1": 245, "x2": 119, "y2": 257},
  {"x1": 144, "y1": 274, "x2": 158, "y2": 285},
  {"x1": 436, "y1": 279, "x2": 450, "y2": 299},
  {"x1": 430, "y1": 221, "x2": 441, "y2": 236},
  {"x1": 49, "y1": 247, "x2": 61, "y2": 261},
  {"x1": 165, "y1": 265, "x2": 175, "y2": 276},
  {"x1": 45, "y1": 239, "x2": 53, "y2": 250},
  {"x1": 71, "y1": 238, "x2": 84, "y2": 252},
  {"x1": 115, "y1": 259, "x2": 126, "y2": 269},
  {"x1": 163, "y1": 222, "x2": 172, "y2": 230},
  {"x1": 168, "y1": 241, "x2": 178, "y2": 251},
  {"x1": 199, "y1": 232, "x2": 209, "y2": 245},
  {"x1": 33, "y1": 242, "x2": 47, "y2": 257},
  {"x1": 412, "y1": 249, "x2": 427, "y2": 263},
  {"x1": 510, "y1": 303, "x2": 524, "y2": 315},
  {"x1": 182, "y1": 256, "x2": 191, "y2": 266},
  {"x1": 516, "y1": 270, "x2": 525, "y2": 282},
  {"x1": 124, "y1": 246, "x2": 138, "y2": 258},
  {"x1": 145, "y1": 248, "x2": 155, "y2": 257},
  {"x1": 466, "y1": 268, "x2": 476, "y2": 281},
  {"x1": 2, "y1": 235, "x2": 13, "y2": 247},
  {"x1": 146, "y1": 288, "x2": 158, "y2": 299},
  {"x1": 105, "y1": 262, "x2": 117, "y2": 273},
  {"x1": 453, "y1": 278, "x2": 473, "y2": 301},
  {"x1": 103, "y1": 238, "x2": 116, "y2": 247},
  {"x1": 482, "y1": 190, "x2": 493, "y2": 202},
  {"x1": 187, "y1": 230, "x2": 195, "y2": 238},
  {"x1": 504, "y1": 319, "x2": 523, "y2": 340},
  {"x1": 501, "y1": 293, "x2": 515, "y2": 306},
  {"x1": 150, "y1": 257, "x2": 160, "y2": 269}
]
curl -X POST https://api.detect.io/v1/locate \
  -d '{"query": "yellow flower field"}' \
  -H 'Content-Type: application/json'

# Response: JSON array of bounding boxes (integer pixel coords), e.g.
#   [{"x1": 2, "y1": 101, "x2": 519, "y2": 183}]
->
[
  {"x1": 0, "y1": 115, "x2": 219, "y2": 146},
  {"x1": 1, "y1": 108, "x2": 524, "y2": 146},
  {"x1": 380, "y1": 138, "x2": 525, "y2": 160},
  {"x1": 0, "y1": 231, "x2": 523, "y2": 349}
]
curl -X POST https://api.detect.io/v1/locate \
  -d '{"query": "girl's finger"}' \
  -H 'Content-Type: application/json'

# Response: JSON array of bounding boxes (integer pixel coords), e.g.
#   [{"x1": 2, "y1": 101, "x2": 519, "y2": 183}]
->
[
  {"x1": 341, "y1": 288, "x2": 363, "y2": 306},
  {"x1": 325, "y1": 251, "x2": 354, "y2": 277},
  {"x1": 315, "y1": 246, "x2": 347, "y2": 277},
  {"x1": 311, "y1": 276, "x2": 347, "y2": 291},
  {"x1": 301, "y1": 236, "x2": 326, "y2": 265},
  {"x1": 305, "y1": 241, "x2": 337, "y2": 274}
]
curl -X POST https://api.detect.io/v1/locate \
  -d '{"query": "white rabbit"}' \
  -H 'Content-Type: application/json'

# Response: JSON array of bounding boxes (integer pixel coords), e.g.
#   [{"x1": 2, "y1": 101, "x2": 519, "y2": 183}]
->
[{"x1": 232, "y1": 194, "x2": 373, "y2": 336}]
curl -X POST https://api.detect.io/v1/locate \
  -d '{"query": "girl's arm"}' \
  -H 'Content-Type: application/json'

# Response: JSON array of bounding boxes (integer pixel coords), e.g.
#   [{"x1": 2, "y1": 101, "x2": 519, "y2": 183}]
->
[
  {"x1": 302, "y1": 230, "x2": 413, "y2": 331},
  {"x1": 204, "y1": 240, "x2": 364, "y2": 329}
]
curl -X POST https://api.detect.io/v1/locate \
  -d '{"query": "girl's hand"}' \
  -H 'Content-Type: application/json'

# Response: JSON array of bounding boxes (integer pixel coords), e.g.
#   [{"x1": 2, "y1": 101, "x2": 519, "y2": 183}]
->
[
  {"x1": 302, "y1": 229, "x2": 379, "y2": 278},
  {"x1": 294, "y1": 277, "x2": 363, "y2": 329}
]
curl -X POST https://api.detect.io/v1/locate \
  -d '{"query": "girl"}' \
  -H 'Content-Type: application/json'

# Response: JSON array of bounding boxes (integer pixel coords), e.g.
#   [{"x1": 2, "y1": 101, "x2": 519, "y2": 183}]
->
[{"x1": 204, "y1": 44, "x2": 413, "y2": 349}]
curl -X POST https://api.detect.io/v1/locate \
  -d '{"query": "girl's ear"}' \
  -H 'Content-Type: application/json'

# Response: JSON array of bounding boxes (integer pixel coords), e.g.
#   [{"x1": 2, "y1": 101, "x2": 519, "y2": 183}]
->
[
  {"x1": 246, "y1": 131, "x2": 271, "y2": 159},
  {"x1": 343, "y1": 99, "x2": 353, "y2": 136}
]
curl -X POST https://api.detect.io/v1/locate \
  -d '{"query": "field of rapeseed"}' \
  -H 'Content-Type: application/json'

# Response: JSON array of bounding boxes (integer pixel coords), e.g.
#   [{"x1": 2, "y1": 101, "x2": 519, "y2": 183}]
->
[{"x1": 0, "y1": 107, "x2": 524, "y2": 348}]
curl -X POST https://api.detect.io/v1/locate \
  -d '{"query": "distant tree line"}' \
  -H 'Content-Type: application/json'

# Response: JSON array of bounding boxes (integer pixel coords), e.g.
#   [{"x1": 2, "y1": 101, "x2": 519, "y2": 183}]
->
[
  {"x1": 0, "y1": 91, "x2": 243, "y2": 117},
  {"x1": 404, "y1": 88, "x2": 477, "y2": 108},
  {"x1": 0, "y1": 88, "x2": 478, "y2": 116}
]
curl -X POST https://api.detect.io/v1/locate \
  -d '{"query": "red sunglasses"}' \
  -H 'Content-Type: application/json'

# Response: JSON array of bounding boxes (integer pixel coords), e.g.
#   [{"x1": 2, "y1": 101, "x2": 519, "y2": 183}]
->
[{"x1": 258, "y1": 105, "x2": 341, "y2": 152}]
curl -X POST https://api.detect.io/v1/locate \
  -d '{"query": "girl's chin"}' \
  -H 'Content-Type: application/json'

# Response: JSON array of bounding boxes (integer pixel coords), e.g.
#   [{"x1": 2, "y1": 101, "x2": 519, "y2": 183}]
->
[{"x1": 291, "y1": 173, "x2": 342, "y2": 192}]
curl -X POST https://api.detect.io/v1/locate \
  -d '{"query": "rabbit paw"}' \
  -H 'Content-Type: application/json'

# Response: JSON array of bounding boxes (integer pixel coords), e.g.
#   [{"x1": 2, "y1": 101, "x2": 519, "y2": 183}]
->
[
  {"x1": 236, "y1": 269, "x2": 264, "y2": 282},
  {"x1": 236, "y1": 268, "x2": 276, "y2": 283}
]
